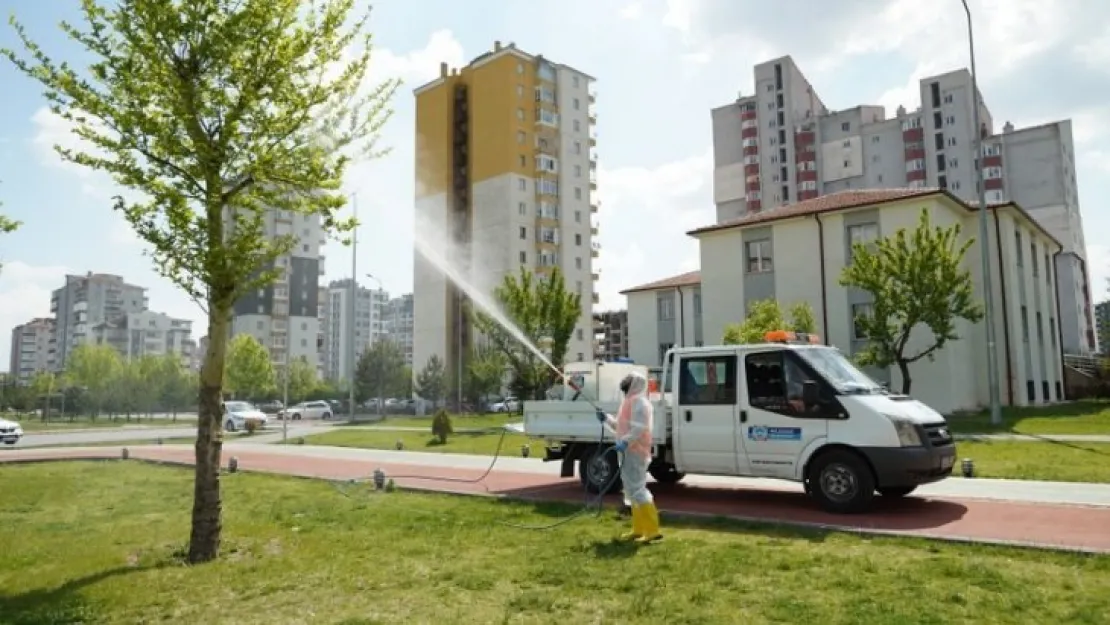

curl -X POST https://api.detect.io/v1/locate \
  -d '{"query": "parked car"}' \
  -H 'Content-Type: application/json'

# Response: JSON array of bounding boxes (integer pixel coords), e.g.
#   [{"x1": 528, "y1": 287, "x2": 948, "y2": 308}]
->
[
  {"x1": 0, "y1": 416, "x2": 24, "y2": 446},
  {"x1": 257, "y1": 400, "x2": 284, "y2": 414},
  {"x1": 222, "y1": 401, "x2": 269, "y2": 432},
  {"x1": 279, "y1": 400, "x2": 334, "y2": 420},
  {"x1": 488, "y1": 397, "x2": 520, "y2": 413}
]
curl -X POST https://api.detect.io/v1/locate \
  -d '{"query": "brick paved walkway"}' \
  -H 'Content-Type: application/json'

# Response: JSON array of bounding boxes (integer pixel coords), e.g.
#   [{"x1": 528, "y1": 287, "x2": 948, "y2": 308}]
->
[{"x1": 4, "y1": 445, "x2": 1109, "y2": 554}]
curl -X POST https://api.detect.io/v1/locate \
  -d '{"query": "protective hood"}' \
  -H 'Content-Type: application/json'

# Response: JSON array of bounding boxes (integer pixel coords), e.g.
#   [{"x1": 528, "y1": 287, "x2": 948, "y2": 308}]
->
[{"x1": 621, "y1": 371, "x2": 648, "y2": 397}]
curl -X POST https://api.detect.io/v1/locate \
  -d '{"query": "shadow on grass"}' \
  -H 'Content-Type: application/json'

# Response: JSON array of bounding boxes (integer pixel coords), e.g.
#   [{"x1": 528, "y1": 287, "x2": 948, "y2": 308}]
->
[{"x1": 0, "y1": 561, "x2": 173, "y2": 625}]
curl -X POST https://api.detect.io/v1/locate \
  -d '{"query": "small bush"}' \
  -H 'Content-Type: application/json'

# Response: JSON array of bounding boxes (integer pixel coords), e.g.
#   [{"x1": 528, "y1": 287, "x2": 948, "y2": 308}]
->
[{"x1": 431, "y1": 409, "x2": 453, "y2": 444}]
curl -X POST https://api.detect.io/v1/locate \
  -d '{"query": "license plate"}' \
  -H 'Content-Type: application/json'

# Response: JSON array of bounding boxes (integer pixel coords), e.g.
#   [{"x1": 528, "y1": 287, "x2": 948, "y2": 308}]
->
[{"x1": 940, "y1": 456, "x2": 954, "y2": 470}]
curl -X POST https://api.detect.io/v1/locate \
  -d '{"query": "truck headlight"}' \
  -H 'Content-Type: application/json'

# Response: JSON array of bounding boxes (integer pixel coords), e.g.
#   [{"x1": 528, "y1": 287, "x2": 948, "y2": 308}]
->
[{"x1": 884, "y1": 415, "x2": 922, "y2": 447}]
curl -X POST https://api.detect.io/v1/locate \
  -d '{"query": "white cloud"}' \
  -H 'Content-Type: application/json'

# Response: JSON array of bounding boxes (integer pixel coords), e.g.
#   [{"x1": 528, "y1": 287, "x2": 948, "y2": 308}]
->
[
  {"x1": 619, "y1": 2, "x2": 644, "y2": 20},
  {"x1": 1088, "y1": 243, "x2": 1109, "y2": 304},
  {"x1": 594, "y1": 150, "x2": 714, "y2": 310},
  {"x1": 0, "y1": 261, "x2": 70, "y2": 358}
]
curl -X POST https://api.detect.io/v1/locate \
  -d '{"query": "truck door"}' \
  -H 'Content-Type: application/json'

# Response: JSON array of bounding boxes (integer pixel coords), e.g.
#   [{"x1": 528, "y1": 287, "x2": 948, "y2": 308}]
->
[
  {"x1": 738, "y1": 349, "x2": 830, "y2": 479},
  {"x1": 673, "y1": 351, "x2": 750, "y2": 475}
]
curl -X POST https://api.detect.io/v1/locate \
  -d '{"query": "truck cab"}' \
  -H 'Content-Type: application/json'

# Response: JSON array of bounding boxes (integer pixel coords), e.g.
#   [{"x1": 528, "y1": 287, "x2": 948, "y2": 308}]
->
[{"x1": 520, "y1": 331, "x2": 957, "y2": 514}]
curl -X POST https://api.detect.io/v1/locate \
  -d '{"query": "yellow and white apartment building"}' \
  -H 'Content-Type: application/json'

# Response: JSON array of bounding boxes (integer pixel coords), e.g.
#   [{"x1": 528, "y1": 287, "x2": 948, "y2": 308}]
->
[{"x1": 412, "y1": 41, "x2": 600, "y2": 387}]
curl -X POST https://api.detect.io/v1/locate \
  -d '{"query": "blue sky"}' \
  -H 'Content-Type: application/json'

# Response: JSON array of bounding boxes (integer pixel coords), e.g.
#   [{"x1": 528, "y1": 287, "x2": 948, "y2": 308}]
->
[{"x1": 1, "y1": 0, "x2": 1107, "y2": 362}]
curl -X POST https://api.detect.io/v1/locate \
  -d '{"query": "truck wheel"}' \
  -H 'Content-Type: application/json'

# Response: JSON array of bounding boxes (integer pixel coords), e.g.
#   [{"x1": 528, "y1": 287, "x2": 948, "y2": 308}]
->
[
  {"x1": 807, "y1": 449, "x2": 875, "y2": 514},
  {"x1": 649, "y1": 464, "x2": 685, "y2": 485},
  {"x1": 878, "y1": 486, "x2": 917, "y2": 498},
  {"x1": 579, "y1": 447, "x2": 621, "y2": 494}
]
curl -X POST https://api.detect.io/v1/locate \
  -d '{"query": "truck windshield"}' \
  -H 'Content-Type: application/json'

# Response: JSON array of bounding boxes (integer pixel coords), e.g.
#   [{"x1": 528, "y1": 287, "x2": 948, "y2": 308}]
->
[{"x1": 795, "y1": 347, "x2": 885, "y2": 394}]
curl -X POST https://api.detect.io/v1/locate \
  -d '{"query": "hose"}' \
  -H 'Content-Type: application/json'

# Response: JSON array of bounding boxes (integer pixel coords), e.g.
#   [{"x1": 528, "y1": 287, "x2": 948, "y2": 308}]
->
[{"x1": 333, "y1": 418, "x2": 623, "y2": 531}]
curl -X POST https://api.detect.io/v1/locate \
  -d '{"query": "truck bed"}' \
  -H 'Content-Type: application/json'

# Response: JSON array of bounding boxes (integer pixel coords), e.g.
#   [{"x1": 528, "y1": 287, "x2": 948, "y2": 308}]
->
[{"x1": 520, "y1": 400, "x2": 671, "y2": 445}]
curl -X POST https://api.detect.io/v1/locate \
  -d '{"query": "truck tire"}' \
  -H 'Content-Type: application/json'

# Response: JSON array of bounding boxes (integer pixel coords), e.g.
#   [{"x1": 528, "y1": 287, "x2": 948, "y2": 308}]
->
[
  {"x1": 806, "y1": 448, "x2": 875, "y2": 514},
  {"x1": 649, "y1": 463, "x2": 686, "y2": 485},
  {"x1": 579, "y1": 447, "x2": 621, "y2": 494},
  {"x1": 878, "y1": 485, "x2": 917, "y2": 498}
]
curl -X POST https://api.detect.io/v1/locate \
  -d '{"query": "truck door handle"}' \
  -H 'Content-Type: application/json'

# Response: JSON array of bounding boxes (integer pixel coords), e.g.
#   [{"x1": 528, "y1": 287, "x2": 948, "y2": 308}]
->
[
  {"x1": 685, "y1": 410, "x2": 692, "y2": 422},
  {"x1": 740, "y1": 410, "x2": 748, "y2": 423}
]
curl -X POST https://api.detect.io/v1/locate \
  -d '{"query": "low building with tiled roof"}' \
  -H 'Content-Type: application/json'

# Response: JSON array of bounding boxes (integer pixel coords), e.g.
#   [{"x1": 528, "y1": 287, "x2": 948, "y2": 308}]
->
[{"x1": 621, "y1": 187, "x2": 1067, "y2": 414}]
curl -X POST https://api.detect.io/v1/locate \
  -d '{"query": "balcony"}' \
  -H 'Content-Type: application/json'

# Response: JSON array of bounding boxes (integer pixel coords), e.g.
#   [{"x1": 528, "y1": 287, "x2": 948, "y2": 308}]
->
[
  {"x1": 588, "y1": 91, "x2": 595, "y2": 104},
  {"x1": 590, "y1": 201, "x2": 599, "y2": 214},
  {"x1": 590, "y1": 226, "x2": 598, "y2": 236},
  {"x1": 591, "y1": 272, "x2": 600, "y2": 281},
  {"x1": 592, "y1": 292, "x2": 600, "y2": 304},
  {"x1": 591, "y1": 241, "x2": 600, "y2": 258}
]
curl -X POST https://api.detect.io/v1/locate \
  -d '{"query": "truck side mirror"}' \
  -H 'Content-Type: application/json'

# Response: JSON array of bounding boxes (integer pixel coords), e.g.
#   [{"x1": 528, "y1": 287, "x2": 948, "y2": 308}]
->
[{"x1": 802, "y1": 380, "x2": 820, "y2": 406}]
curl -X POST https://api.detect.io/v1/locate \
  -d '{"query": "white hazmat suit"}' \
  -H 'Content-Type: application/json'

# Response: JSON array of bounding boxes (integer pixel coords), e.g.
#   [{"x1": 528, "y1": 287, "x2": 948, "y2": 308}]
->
[{"x1": 597, "y1": 371, "x2": 663, "y2": 543}]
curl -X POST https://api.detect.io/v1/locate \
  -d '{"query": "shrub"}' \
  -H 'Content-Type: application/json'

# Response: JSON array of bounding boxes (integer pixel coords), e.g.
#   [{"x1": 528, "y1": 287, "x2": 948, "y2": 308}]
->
[{"x1": 431, "y1": 409, "x2": 453, "y2": 444}]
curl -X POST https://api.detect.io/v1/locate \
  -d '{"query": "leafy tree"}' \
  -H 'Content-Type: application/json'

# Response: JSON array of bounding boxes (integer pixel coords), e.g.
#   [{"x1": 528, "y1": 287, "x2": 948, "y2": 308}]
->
[
  {"x1": 722, "y1": 300, "x2": 817, "y2": 344},
  {"x1": 285, "y1": 356, "x2": 318, "y2": 405},
  {"x1": 839, "y1": 208, "x2": 983, "y2": 394},
  {"x1": 30, "y1": 371, "x2": 61, "y2": 419},
  {"x1": 224, "y1": 334, "x2": 275, "y2": 400},
  {"x1": 472, "y1": 266, "x2": 581, "y2": 401},
  {"x1": 112, "y1": 358, "x2": 148, "y2": 418},
  {"x1": 3, "y1": 0, "x2": 400, "y2": 562},
  {"x1": 464, "y1": 343, "x2": 507, "y2": 410},
  {"x1": 355, "y1": 340, "x2": 408, "y2": 403},
  {"x1": 65, "y1": 343, "x2": 122, "y2": 418},
  {"x1": 414, "y1": 354, "x2": 446, "y2": 405},
  {"x1": 0, "y1": 180, "x2": 20, "y2": 275},
  {"x1": 160, "y1": 356, "x2": 198, "y2": 419}
]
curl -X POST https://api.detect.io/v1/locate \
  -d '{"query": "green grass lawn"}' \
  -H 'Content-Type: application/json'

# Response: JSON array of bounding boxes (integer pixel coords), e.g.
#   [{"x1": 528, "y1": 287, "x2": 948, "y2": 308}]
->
[
  {"x1": 955, "y1": 439, "x2": 1110, "y2": 483},
  {"x1": 1, "y1": 461, "x2": 1108, "y2": 624},
  {"x1": 299, "y1": 427, "x2": 533, "y2": 457},
  {"x1": 342, "y1": 411, "x2": 520, "y2": 430},
  {"x1": 946, "y1": 400, "x2": 1110, "y2": 435}
]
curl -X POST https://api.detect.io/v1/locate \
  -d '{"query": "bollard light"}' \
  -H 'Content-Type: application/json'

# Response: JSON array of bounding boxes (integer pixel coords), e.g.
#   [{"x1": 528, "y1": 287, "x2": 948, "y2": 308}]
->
[
  {"x1": 121, "y1": 447, "x2": 129, "y2": 460},
  {"x1": 395, "y1": 440, "x2": 404, "y2": 450},
  {"x1": 373, "y1": 468, "x2": 386, "y2": 490},
  {"x1": 961, "y1": 458, "x2": 974, "y2": 478},
  {"x1": 157, "y1": 437, "x2": 163, "y2": 445},
  {"x1": 521, "y1": 444, "x2": 531, "y2": 458},
  {"x1": 229, "y1": 456, "x2": 239, "y2": 473}
]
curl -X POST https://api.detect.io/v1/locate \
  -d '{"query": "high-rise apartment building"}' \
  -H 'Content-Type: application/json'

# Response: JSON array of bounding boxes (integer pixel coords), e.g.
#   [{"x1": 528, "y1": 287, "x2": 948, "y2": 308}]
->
[
  {"x1": 9, "y1": 317, "x2": 54, "y2": 383},
  {"x1": 115, "y1": 311, "x2": 195, "y2": 364},
  {"x1": 49, "y1": 272, "x2": 149, "y2": 370},
  {"x1": 322, "y1": 279, "x2": 387, "y2": 383},
  {"x1": 412, "y1": 41, "x2": 599, "y2": 386},
  {"x1": 230, "y1": 209, "x2": 324, "y2": 374},
  {"x1": 593, "y1": 310, "x2": 629, "y2": 361},
  {"x1": 1096, "y1": 300, "x2": 1109, "y2": 356},
  {"x1": 711, "y1": 57, "x2": 1095, "y2": 355},
  {"x1": 383, "y1": 293, "x2": 414, "y2": 366}
]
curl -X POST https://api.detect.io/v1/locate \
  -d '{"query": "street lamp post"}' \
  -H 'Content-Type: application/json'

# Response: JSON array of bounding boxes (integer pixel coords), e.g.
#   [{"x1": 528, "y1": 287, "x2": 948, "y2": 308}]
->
[
  {"x1": 349, "y1": 193, "x2": 358, "y2": 422},
  {"x1": 962, "y1": 0, "x2": 1003, "y2": 425},
  {"x1": 281, "y1": 354, "x2": 289, "y2": 442}
]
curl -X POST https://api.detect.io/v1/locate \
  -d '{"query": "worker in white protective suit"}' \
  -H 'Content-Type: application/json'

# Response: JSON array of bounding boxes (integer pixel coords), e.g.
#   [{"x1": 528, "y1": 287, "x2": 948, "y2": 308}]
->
[{"x1": 596, "y1": 371, "x2": 662, "y2": 543}]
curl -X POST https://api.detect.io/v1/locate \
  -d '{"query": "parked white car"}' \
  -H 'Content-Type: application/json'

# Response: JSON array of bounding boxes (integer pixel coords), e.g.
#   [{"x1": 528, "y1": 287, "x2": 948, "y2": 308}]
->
[
  {"x1": 0, "y1": 417, "x2": 23, "y2": 445},
  {"x1": 222, "y1": 401, "x2": 269, "y2": 432},
  {"x1": 489, "y1": 397, "x2": 520, "y2": 413},
  {"x1": 280, "y1": 400, "x2": 333, "y2": 420}
]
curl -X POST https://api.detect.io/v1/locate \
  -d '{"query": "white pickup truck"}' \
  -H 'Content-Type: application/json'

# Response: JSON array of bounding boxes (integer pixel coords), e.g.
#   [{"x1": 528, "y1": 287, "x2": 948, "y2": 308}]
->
[{"x1": 512, "y1": 332, "x2": 956, "y2": 513}]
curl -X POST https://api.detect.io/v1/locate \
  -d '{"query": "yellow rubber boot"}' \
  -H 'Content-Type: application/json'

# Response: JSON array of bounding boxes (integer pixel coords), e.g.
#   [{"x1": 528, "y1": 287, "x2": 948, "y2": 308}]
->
[
  {"x1": 619, "y1": 504, "x2": 643, "y2": 540},
  {"x1": 635, "y1": 502, "x2": 663, "y2": 544}
]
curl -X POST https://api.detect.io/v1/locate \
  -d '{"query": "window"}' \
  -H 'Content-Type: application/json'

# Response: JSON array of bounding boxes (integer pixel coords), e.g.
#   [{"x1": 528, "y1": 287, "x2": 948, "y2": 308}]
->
[
  {"x1": 516, "y1": 85, "x2": 523, "y2": 97},
  {"x1": 693, "y1": 292, "x2": 702, "y2": 315},
  {"x1": 851, "y1": 303, "x2": 873, "y2": 339},
  {"x1": 746, "y1": 239, "x2": 772, "y2": 272},
  {"x1": 519, "y1": 226, "x2": 527, "y2": 239},
  {"x1": 574, "y1": 164, "x2": 582, "y2": 177},
  {"x1": 573, "y1": 97, "x2": 580, "y2": 110},
  {"x1": 1021, "y1": 306, "x2": 1029, "y2": 342},
  {"x1": 1031, "y1": 242, "x2": 1038, "y2": 277},
  {"x1": 574, "y1": 141, "x2": 581, "y2": 154},
  {"x1": 518, "y1": 178, "x2": 527, "y2": 190},
  {"x1": 1036, "y1": 311, "x2": 1044, "y2": 345},
  {"x1": 841, "y1": 121, "x2": 850, "y2": 132},
  {"x1": 519, "y1": 154, "x2": 526, "y2": 167},
  {"x1": 744, "y1": 351, "x2": 821, "y2": 417},
  {"x1": 573, "y1": 119, "x2": 581, "y2": 131},
  {"x1": 516, "y1": 63, "x2": 524, "y2": 74},
  {"x1": 519, "y1": 251, "x2": 527, "y2": 263},
  {"x1": 575, "y1": 210, "x2": 582, "y2": 223},
  {"x1": 847, "y1": 222, "x2": 878, "y2": 247},
  {"x1": 575, "y1": 257, "x2": 582, "y2": 269},
  {"x1": 519, "y1": 201, "x2": 527, "y2": 215},
  {"x1": 576, "y1": 328, "x2": 583, "y2": 341},
  {"x1": 516, "y1": 108, "x2": 524, "y2": 121},
  {"x1": 658, "y1": 343, "x2": 674, "y2": 364},
  {"x1": 517, "y1": 131, "x2": 525, "y2": 143},
  {"x1": 871, "y1": 135, "x2": 880, "y2": 143},
  {"x1": 1015, "y1": 231, "x2": 1023, "y2": 265},
  {"x1": 658, "y1": 297, "x2": 674, "y2": 320},
  {"x1": 575, "y1": 233, "x2": 582, "y2": 245},
  {"x1": 678, "y1": 355, "x2": 737, "y2": 406},
  {"x1": 574, "y1": 187, "x2": 582, "y2": 200}
]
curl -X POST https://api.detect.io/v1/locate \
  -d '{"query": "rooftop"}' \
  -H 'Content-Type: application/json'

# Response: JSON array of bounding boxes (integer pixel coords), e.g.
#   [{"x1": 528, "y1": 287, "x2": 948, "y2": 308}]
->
[{"x1": 620, "y1": 270, "x2": 701, "y2": 295}]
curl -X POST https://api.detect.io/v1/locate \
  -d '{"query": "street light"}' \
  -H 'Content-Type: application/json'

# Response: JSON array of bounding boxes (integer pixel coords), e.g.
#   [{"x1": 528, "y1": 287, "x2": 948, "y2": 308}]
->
[{"x1": 962, "y1": 0, "x2": 1003, "y2": 425}]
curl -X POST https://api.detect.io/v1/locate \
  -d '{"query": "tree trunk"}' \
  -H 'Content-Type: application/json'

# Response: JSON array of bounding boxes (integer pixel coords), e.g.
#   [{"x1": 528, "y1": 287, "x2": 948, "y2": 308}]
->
[
  {"x1": 897, "y1": 360, "x2": 912, "y2": 395},
  {"x1": 188, "y1": 307, "x2": 230, "y2": 564}
]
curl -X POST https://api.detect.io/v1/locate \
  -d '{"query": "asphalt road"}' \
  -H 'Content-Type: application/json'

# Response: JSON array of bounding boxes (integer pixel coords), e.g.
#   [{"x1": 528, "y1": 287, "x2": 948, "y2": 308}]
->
[{"x1": 6, "y1": 421, "x2": 337, "y2": 449}]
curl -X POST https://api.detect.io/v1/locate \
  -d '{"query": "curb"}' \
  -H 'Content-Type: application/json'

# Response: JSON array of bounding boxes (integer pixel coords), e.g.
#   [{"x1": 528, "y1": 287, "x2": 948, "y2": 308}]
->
[{"x1": 5, "y1": 453, "x2": 1107, "y2": 556}]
